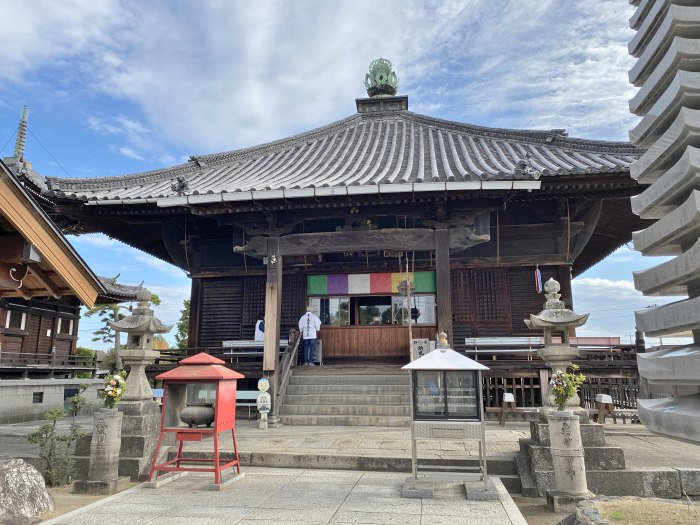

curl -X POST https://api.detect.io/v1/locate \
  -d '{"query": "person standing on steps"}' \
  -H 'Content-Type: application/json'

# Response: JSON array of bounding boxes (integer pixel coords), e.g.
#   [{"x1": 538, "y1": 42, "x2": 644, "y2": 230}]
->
[{"x1": 298, "y1": 305, "x2": 321, "y2": 366}]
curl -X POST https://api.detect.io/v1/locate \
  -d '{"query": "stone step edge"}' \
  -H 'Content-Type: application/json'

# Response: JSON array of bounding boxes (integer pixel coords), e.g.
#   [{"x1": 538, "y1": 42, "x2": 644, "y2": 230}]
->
[{"x1": 168, "y1": 449, "x2": 519, "y2": 477}]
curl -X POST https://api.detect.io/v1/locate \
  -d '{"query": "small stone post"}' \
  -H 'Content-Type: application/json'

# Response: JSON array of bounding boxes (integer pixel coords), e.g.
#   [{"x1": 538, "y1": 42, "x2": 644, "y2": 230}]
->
[
  {"x1": 74, "y1": 408, "x2": 130, "y2": 495},
  {"x1": 546, "y1": 410, "x2": 593, "y2": 512}
]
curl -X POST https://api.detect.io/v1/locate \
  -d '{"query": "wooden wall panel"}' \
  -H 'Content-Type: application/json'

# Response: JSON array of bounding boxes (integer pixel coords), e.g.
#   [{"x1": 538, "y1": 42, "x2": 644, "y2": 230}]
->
[
  {"x1": 509, "y1": 266, "x2": 559, "y2": 336},
  {"x1": 281, "y1": 274, "x2": 307, "y2": 336},
  {"x1": 198, "y1": 278, "x2": 243, "y2": 347},
  {"x1": 24, "y1": 314, "x2": 40, "y2": 354},
  {"x1": 320, "y1": 325, "x2": 436, "y2": 358},
  {"x1": 242, "y1": 276, "x2": 265, "y2": 339}
]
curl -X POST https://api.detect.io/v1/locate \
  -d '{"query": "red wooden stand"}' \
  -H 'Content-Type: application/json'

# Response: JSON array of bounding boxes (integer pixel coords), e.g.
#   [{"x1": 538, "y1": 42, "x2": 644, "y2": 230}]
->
[{"x1": 148, "y1": 353, "x2": 244, "y2": 485}]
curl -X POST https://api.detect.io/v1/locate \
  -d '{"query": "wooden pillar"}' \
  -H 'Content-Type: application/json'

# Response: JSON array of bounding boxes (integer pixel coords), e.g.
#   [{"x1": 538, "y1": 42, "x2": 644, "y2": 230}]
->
[
  {"x1": 263, "y1": 237, "x2": 282, "y2": 372},
  {"x1": 435, "y1": 228, "x2": 453, "y2": 346},
  {"x1": 188, "y1": 278, "x2": 201, "y2": 348}
]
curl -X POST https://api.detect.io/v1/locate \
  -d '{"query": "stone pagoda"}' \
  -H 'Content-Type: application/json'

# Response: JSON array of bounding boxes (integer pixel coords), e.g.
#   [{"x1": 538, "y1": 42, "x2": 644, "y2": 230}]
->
[{"x1": 626, "y1": 0, "x2": 700, "y2": 443}]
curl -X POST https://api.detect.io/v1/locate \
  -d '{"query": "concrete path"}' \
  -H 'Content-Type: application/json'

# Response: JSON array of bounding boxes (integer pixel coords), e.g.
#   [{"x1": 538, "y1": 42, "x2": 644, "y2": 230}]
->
[{"x1": 41, "y1": 467, "x2": 526, "y2": 525}]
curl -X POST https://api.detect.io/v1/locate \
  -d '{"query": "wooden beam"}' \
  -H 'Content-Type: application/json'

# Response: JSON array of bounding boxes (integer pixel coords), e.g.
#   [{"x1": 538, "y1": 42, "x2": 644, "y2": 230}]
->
[
  {"x1": 27, "y1": 264, "x2": 62, "y2": 299},
  {"x1": 435, "y1": 229, "x2": 453, "y2": 346}
]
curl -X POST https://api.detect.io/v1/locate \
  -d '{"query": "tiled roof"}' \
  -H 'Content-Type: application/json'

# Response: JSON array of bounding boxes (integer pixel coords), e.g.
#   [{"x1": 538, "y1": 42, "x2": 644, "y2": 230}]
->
[
  {"x1": 96, "y1": 276, "x2": 142, "y2": 304},
  {"x1": 43, "y1": 109, "x2": 642, "y2": 205}
]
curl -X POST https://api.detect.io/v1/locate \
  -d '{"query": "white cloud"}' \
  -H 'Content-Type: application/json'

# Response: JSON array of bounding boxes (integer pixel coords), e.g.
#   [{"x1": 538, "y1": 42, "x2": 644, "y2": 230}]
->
[
  {"x1": 0, "y1": 0, "x2": 641, "y2": 163},
  {"x1": 110, "y1": 145, "x2": 145, "y2": 161}
]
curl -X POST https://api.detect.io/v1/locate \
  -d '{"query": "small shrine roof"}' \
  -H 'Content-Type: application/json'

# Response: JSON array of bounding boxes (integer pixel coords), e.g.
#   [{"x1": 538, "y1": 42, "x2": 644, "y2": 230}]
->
[
  {"x1": 41, "y1": 108, "x2": 642, "y2": 206},
  {"x1": 156, "y1": 352, "x2": 245, "y2": 380},
  {"x1": 402, "y1": 346, "x2": 489, "y2": 371}
]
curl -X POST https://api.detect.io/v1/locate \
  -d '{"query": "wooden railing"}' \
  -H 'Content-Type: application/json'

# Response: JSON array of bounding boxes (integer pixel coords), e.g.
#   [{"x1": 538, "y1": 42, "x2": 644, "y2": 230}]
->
[
  {"x1": 275, "y1": 330, "x2": 301, "y2": 415},
  {"x1": 0, "y1": 349, "x2": 97, "y2": 369}
]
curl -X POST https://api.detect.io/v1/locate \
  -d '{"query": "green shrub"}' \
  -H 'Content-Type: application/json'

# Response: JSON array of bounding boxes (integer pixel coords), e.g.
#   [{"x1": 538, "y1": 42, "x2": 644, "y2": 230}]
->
[{"x1": 27, "y1": 408, "x2": 83, "y2": 486}]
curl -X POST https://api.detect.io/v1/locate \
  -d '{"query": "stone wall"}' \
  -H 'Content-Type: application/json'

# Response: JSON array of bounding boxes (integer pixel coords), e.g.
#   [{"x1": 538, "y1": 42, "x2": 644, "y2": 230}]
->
[{"x1": 0, "y1": 379, "x2": 102, "y2": 424}]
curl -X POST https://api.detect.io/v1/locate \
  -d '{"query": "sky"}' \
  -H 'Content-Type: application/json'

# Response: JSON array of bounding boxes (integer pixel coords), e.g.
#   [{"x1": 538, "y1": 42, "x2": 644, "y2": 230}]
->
[{"x1": 0, "y1": 0, "x2": 685, "y2": 349}]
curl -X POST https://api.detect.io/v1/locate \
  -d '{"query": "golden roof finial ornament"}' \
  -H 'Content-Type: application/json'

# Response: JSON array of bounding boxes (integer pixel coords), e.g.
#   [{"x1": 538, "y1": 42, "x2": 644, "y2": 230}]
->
[{"x1": 364, "y1": 58, "x2": 399, "y2": 97}]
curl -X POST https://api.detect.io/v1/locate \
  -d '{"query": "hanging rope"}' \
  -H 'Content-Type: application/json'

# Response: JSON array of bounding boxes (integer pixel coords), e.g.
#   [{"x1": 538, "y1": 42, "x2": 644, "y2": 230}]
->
[
  {"x1": 496, "y1": 209, "x2": 500, "y2": 265},
  {"x1": 566, "y1": 198, "x2": 571, "y2": 261},
  {"x1": 241, "y1": 226, "x2": 248, "y2": 272},
  {"x1": 184, "y1": 220, "x2": 191, "y2": 274}
]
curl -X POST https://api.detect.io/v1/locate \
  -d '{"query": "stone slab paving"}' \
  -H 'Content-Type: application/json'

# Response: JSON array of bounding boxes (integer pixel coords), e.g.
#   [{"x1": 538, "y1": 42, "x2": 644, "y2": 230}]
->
[{"x1": 41, "y1": 467, "x2": 526, "y2": 525}]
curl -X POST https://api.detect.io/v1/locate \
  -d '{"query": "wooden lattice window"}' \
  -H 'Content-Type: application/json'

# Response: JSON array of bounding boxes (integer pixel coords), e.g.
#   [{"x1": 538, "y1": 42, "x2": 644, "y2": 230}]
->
[
  {"x1": 472, "y1": 269, "x2": 510, "y2": 325},
  {"x1": 450, "y1": 269, "x2": 473, "y2": 323}
]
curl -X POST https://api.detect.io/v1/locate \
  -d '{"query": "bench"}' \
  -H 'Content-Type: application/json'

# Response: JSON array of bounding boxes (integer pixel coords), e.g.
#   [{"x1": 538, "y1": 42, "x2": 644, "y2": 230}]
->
[
  {"x1": 485, "y1": 393, "x2": 539, "y2": 425},
  {"x1": 588, "y1": 394, "x2": 639, "y2": 424},
  {"x1": 464, "y1": 337, "x2": 541, "y2": 361},
  {"x1": 236, "y1": 391, "x2": 258, "y2": 420}
]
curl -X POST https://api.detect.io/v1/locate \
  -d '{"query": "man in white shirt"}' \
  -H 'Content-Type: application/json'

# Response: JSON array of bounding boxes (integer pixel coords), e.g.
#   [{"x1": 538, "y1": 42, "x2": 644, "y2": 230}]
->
[{"x1": 298, "y1": 305, "x2": 321, "y2": 366}]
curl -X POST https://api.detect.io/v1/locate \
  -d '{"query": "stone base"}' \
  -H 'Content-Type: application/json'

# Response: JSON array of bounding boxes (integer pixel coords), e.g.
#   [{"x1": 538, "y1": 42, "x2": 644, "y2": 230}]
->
[
  {"x1": 464, "y1": 479, "x2": 500, "y2": 501},
  {"x1": 266, "y1": 415, "x2": 283, "y2": 428},
  {"x1": 401, "y1": 476, "x2": 497, "y2": 500},
  {"x1": 204, "y1": 472, "x2": 246, "y2": 491},
  {"x1": 73, "y1": 476, "x2": 130, "y2": 496},
  {"x1": 143, "y1": 472, "x2": 188, "y2": 489},
  {"x1": 539, "y1": 406, "x2": 590, "y2": 423},
  {"x1": 118, "y1": 400, "x2": 161, "y2": 481},
  {"x1": 546, "y1": 490, "x2": 594, "y2": 513}
]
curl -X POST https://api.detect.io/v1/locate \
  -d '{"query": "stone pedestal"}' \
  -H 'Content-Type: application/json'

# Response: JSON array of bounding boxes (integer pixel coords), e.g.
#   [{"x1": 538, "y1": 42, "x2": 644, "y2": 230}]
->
[
  {"x1": 118, "y1": 399, "x2": 162, "y2": 481},
  {"x1": 121, "y1": 348, "x2": 160, "y2": 401},
  {"x1": 545, "y1": 410, "x2": 594, "y2": 512},
  {"x1": 74, "y1": 408, "x2": 130, "y2": 495}
]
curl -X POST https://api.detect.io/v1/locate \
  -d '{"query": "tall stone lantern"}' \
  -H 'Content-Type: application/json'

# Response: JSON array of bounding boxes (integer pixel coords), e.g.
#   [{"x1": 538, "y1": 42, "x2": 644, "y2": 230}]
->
[
  {"x1": 525, "y1": 278, "x2": 589, "y2": 421},
  {"x1": 108, "y1": 287, "x2": 173, "y2": 480},
  {"x1": 525, "y1": 277, "x2": 594, "y2": 512}
]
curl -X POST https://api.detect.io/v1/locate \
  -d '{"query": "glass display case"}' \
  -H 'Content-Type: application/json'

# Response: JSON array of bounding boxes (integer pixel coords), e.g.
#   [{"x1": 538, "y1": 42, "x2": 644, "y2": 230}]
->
[{"x1": 412, "y1": 369, "x2": 480, "y2": 420}]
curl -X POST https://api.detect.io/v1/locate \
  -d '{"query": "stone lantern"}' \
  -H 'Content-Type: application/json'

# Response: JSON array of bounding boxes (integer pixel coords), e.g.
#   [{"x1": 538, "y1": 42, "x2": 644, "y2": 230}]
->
[
  {"x1": 108, "y1": 287, "x2": 173, "y2": 480},
  {"x1": 524, "y1": 278, "x2": 589, "y2": 420},
  {"x1": 109, "y1": 287, "x2": 173, "y2": 402},
  {"x1": 525, "y1": 277, "x2": 594, "y2": 511}
]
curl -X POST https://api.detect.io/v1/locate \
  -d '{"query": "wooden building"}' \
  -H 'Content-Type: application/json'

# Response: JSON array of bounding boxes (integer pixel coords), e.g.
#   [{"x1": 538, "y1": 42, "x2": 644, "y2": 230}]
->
[
  {"x1": 1, "y1": 135, "x2": 139, "y2": 377},
  {"x1": 32, "y1": 68, "x2": 650, "y2": 373}
]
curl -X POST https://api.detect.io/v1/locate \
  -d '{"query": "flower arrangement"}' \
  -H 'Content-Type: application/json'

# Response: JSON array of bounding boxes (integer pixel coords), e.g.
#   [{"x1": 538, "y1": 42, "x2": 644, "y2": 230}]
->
[
  {"x1": 550, "y1": 365, "x2": 586, "y2": 411},
  {"x1": 100, "y1": 371, "x2": 127, "y2": 409}
]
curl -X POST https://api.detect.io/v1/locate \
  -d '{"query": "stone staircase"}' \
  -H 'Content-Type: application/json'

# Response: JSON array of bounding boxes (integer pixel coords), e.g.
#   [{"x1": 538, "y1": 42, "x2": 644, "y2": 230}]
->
[{"x1": 279, "y1": 365, "x2": 412, "y2": 426}]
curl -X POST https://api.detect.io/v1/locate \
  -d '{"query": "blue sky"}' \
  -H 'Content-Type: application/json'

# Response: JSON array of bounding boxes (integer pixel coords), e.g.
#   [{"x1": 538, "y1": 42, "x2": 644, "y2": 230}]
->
[{"x1": 0, "y1": 1, "x2": 683, "y2": 349}]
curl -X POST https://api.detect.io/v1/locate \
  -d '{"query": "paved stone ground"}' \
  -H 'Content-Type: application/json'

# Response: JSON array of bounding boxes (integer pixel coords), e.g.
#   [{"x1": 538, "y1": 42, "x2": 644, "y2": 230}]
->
[
  {"x1": 2, "y1": 416, "x2": 699, "y2": 524},
  {"x1": 40, "y1": 467, "x2": 526, "y2": 525}
]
